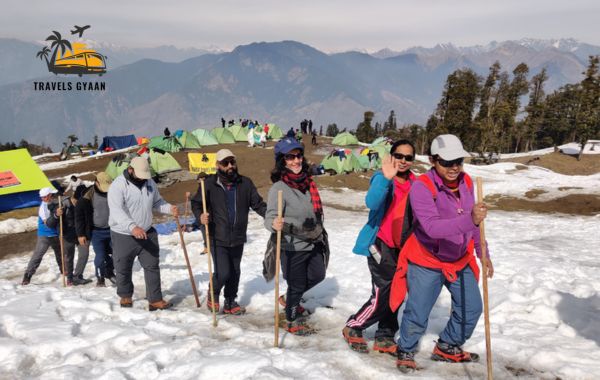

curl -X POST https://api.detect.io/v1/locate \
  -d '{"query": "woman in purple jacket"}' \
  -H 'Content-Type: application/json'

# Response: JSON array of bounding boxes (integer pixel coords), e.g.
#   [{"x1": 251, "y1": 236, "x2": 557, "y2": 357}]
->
[{"x1": 395, "y1": 134, "x2": 494, "y2": 373}]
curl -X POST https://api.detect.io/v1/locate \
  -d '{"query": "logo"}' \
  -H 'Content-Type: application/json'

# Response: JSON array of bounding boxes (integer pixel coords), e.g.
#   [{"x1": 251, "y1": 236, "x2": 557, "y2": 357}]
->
[{"x1": 36, "y1": 25, "x2": 107, "y2": 77}]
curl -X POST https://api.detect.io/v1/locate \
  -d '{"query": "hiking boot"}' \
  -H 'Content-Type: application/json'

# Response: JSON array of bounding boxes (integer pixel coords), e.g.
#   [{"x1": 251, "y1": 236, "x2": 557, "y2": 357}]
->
[
  {"x1": 21, "y1": 273, "x2": 31, "y2": 286},
  {"x1": 149, "y1": 299, "x2": 173, "y2": 311},
  {"x1": 431, "y1": 340, "x2": 479, "y2": 363},
  {"x1": 223, "y1": 299, "x2": 246, "y2": 315},
  {"x1": 279, "y1": 295, "x2": 309, "y2": 316},
  {"x1": 72, "y1": 275, "x2": 92, "y2": 286},
  {"x1": 397, "y1": 350, "x2": 417, "y2": 373},
  {"x1": 286, "y1": 319, "x2": 315, "y2": 336},
  {"x1": 373, "y1": 336, "x2": 397, "y2": 355},
  {"x1": 120, "y1": 297, "x2": 133, "y2": 308},
  {"x1": 96, "y1": 277, "x2": 106, "y2": 287},
  {"x1": 206, "y1": 298, "x2": 220, "y2": 312},
  {"x1": 342, "y1": 326, "x2": 368, "y2": 353},
  {"x1": 66, "y1": 277, "x2": 73, "y2": 287}
]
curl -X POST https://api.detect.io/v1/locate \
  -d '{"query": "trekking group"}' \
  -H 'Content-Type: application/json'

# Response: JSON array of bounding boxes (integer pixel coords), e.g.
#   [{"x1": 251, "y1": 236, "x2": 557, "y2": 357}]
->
[{"x1": 21, "y1": 133, "x2": 492, "y2": 373}]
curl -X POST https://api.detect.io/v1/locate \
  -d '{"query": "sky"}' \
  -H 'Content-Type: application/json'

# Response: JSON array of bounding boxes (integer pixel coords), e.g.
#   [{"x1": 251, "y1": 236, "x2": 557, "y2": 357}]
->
[{"x1": 2, "y1": 0, "x2": 600, "y2": 52}]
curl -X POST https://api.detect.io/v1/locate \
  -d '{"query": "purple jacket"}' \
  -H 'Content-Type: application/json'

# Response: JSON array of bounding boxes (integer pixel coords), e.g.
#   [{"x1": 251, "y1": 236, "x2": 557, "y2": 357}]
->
[{"x1": 410, "y1": 169, "x2": 488, "y2": 262}]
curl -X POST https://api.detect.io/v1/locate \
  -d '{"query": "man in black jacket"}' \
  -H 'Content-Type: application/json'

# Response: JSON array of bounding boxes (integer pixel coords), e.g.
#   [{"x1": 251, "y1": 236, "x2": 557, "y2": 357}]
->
[{"x1": 191, "y1": 149, "x2": 267, "y2": 315}]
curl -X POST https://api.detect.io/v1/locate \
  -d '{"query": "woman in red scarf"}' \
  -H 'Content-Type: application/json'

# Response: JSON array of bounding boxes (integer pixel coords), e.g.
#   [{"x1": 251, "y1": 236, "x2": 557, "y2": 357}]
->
[{"x1": 265, "y1": 137, "x2": 327, "y2": 336}]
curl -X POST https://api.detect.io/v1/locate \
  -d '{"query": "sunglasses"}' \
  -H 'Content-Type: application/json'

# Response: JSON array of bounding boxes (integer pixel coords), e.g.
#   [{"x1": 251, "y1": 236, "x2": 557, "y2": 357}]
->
[
  {"x1": 437, "y1": 157, "x2": 464, "y2": 167},
  {"x1": 219, "y1": 158, "x2": 236, "y2": 167},
  {"x1": 392, "y1": 153, "x2": 415, "y2": 162},
  {"x1": 284, "y1": 152, "x2": 304, "y2": 161}
]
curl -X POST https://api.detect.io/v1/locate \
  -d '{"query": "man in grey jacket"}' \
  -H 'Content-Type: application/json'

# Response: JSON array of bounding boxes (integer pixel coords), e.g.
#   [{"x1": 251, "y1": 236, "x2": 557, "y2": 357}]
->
[{"x1": 108, "y1": 157, "x2": 179, "y2": 311}]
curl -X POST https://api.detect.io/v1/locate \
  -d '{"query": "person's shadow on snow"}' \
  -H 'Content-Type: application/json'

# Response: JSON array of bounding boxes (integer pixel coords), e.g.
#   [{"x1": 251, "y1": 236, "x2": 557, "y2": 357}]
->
[
  {"x1": 557, "y1": 291, "x2": 600, "y2": 346},
  {"x1": 238, "y1": 275, "x2": 274, "y2": 306},
  {"x1": 166, "y1": 273, "x2": 210, "y2": 307}
]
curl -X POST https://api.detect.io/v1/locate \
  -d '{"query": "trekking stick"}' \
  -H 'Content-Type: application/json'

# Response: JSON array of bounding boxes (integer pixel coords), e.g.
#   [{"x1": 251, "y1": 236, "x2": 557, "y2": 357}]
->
[
  {"x1": 476, "y1": 177, "x2": 493, "y2": 380},
  {"x1": 175, "y1": 193, "x2": 201, "y2": 308},
  {"x1": 274, "y1": 190, "x2": 283, "y2": 348},
  {"x1": 200, "y1": 179, "x2": 217, "y2": 327},
  {"x1": 58, "y1": 195, "x2": 66, "y2": 287}
]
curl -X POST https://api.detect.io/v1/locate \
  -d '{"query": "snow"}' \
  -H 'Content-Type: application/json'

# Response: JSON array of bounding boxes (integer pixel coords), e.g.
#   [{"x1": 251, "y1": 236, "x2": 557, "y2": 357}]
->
[
  {"x1": 37, "y1": 146, "x2": 139, "y2": 171},
  {"x1": 1, "y1": 157, "x2": 600, "y2": 379},
  {"x1": 500, "y1": 142, "x2": 600, "y2": 159},
  {"x1": 0, "y1": 216, "x2": 37, "y2": 234}
]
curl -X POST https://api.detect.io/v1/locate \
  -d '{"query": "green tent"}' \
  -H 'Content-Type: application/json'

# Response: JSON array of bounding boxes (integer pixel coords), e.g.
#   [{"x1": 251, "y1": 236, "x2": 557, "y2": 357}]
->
[
  {"x1": 371, "y1": 137, "x2": 391, "y2": 146},
  {"x1": 192, "y1": 129, "x2": 219, "y2": 146},
  {"x1": 266, "y1": 124, "x2": 284, "y2": 140},
  {"x1": 149, "y1": 149, "x2": 181, "y2": 175},
  {"x1": 211, "y1": 128, "x2": 236, "y2": 144},
  {"x1": 332, "y1": 132, "x2": 359, "y2": 146},
  {"x1": 367, "y1": 144, "x2": 390, "y2": 159},
  {"x1": 0, "y1": 149, "x2": 54, "y2": 212},
  {"x1": 176, "y1": 131, "x2": 202, "y2": 149},
  {"x1": 357, "y1": 154, "x2": 382, "y2": 170},
  {"x1": 148, "y1": 136, "x2": 182, "y2": 152},
  {"x1": 229, "y1": 124, "x2": 249, "y2": 142},
  {"x1": 105, "y1": 157, "x2": 131, "y2": 180},
  {"x1": 321, "y1": 155, "x2": 345, "y2": 174},
  {"x1": 342, "y1": 152, "x2": 363, "y2": 173}
]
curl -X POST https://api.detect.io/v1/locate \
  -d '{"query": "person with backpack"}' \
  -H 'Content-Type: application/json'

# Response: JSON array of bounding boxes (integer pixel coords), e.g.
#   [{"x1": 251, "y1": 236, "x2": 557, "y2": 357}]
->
[
  {"x1": 191, "y1": 149, "x2": 267, "y2": 315},
  {"x1": 343, "y1": 140, "x2": 416, "y2": 355},
  {"x1": 392, "y1": 134, "x2": 494, "y2": 373},
  {"x1": 265, "y1": 137, "x2": 329, "y2": 336}
]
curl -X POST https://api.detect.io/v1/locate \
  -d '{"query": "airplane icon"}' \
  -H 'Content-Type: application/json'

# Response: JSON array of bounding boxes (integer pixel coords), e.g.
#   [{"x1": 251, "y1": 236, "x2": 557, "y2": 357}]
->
[{"x1": 71, "y1": 25, "x2": 91, "y2": 38}]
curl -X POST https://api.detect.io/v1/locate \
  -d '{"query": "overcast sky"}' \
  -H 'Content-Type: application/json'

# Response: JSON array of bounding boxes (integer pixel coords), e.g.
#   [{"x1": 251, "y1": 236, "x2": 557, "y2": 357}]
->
[{"x1": 2, "y1": 0, "x2": 599, "y2": 52}]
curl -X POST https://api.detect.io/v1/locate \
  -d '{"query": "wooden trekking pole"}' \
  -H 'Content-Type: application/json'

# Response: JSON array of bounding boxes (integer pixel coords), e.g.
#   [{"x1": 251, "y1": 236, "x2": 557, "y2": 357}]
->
[
  {"x1": 201, "y1": 179, "x2": 217, "y2": 327},
  {"x1": 274, "y1": 190, "x2": 283, "y2": 348},
  {"x1": 175, "y1": 193, "x2": 201, "y2": 308},
  {"x1": 476, "y1": 177, "x2": 493, "y2": 380},
  {"x1": 58, "y1": 195, "x2": 66, "y2": 287}
]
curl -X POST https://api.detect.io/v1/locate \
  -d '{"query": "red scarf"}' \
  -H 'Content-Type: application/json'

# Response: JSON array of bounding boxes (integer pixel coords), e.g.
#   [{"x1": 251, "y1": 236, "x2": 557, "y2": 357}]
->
[{"x1": 281, "y1": 171, "x2": 323, "y2": 219}]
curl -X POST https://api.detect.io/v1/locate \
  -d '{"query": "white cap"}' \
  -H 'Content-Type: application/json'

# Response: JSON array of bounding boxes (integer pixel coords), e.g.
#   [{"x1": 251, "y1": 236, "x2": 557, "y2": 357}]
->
[
  {"x1": 216, "y1": 149, "x2": 235, "y2": 162},
  {"x1": 430, "y1": 134, "x2": 470, "y2": 160},
  {"x1": 39, "y1": 187, "x2": 58, "y2": 197},
  {"x1": 130, "y1": 157, "x2": 152, "y2": 179}
]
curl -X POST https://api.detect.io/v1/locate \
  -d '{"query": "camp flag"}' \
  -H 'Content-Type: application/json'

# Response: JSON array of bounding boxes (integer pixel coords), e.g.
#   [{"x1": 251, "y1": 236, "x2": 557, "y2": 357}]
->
[
  {"x1": 188, "y1": 152, "x2": 217, "y2": 174},
  {"x1": 0, "y1": 171, "x2": 21, "y2": 188}
]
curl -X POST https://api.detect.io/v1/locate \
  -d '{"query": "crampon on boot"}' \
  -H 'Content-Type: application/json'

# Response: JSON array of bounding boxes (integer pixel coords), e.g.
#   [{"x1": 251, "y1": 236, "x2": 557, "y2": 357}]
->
[
  {"x1": 286, "y1": 319, "x2": 315, "y2": 336},
  {"x1": 396, "y1": 350, "x2": 417, "y2": 373},
  {"x1": 279, "y1": 295, "x2": 310, "y2": 316},
  {"x1": 373, "y1": 336, "x2": 397, "y2": 355},
  {"x1": 431, "y1": 340, "x2": 479, "y2": 363},
  {"x1": 341, "y1": 326, "x2": 368, "y2": 353},
  {"x1": 223, "y1": 299, "x2": 246, "y2": 315}
]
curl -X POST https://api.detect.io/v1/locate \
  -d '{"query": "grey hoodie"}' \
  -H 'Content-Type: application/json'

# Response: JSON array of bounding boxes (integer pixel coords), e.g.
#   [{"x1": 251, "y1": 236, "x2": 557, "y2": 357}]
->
[{"x1": 108, "y1": 174, "x2": 172, "y2": 235}]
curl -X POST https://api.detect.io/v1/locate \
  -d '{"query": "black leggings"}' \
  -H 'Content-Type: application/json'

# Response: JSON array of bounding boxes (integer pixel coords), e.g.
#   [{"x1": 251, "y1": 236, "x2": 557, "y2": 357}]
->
[{"x1": 281, "y1": 245, "x2": 326, "y2": 321}]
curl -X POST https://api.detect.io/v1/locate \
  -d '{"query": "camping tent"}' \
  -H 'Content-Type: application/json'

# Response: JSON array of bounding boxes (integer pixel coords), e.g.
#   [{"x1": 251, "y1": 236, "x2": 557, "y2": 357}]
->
[
  {"x1": 98, "y1": 135, "x2": 137, "y2": 152},
  {"x1": 332, "y1": 132, "x2": 359, "y2": 146},
  {"x1": 342, "y1": 152, "x2": 363, "y2": 172},
  {"x1": 0, "y1": 149, "x2": 54, "y2": 212},
  {"x1": 137, "y1": 137, "x2": 150, "y2": 145},
  {"x1": 229, "y1": 124, "x2": 249, "y2": 142},
  {"x1": 321, "y1": 155, "x2": 344, "y2": 174},
  {"x1": 266, "y1": 124, "x2": 284, "y2": 140},
  {"x1": 148, "y1": 136, "x2": 182, "y2": 152},
  {"x1": 149, "y1": 149, "x2": 181, "y2": 175},
  {"x1": 105, "y1": 154, "x2": 136, "y2": 180},
  {"x1": 191, "y1": 129, "x2": 219, "y2": 146},
  {"x1": 211, "y1": 128, "x2": 236, "y2": 144},
  {"x1": 176, "y1": 131, "x2": 202, "y2": 149},
  {"x1": 371, "y1": 136, "x2": 392, "y2": 146},
  {"x1": 320, "y1": 150, "x2": 362, "y2": 174}
]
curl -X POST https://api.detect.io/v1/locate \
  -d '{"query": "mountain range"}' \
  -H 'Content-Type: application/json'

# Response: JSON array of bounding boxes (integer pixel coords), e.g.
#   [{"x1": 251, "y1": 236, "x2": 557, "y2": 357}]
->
[{"x1": 0, "y1": 38, "x2": 598, "y2": 149}]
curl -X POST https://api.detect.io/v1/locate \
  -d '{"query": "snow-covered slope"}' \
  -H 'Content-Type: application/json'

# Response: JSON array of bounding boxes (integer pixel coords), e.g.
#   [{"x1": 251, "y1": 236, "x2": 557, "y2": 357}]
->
[{"x1": 0, "y1": 158, "x2": 599, "y2": 379}]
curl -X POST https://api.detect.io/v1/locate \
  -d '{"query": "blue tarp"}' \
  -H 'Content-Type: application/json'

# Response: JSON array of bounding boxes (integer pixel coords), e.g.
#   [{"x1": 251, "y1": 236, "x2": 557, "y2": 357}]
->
[
  {"x1": 98, "y1": 135, "x2": 137, "y2": 152},
  {"x1": 154, "y1": 217, "x2": 199, "y2": 235}
]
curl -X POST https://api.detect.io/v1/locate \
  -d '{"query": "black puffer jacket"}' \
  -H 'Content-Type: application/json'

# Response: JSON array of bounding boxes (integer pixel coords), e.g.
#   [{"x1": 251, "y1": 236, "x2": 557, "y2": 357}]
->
[
  {"x1": 47, "y1": 198, "x2": 77, "y2": 243},
  {"x1": 191, "y1": 174, "x2": 266, "y2": 247}
]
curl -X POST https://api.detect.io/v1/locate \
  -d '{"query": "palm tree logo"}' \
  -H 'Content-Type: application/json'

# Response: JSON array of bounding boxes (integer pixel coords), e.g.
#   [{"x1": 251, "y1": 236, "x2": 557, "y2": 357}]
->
[{"x1": 36, "y1": 27, "x2": 107, "y2": 77}]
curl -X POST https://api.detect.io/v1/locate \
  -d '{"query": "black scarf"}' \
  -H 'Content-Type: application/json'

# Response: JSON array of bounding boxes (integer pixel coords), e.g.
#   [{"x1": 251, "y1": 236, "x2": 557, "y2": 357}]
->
[{"x1": 217, "y1": 168, "x2": 239, "y2": 188}]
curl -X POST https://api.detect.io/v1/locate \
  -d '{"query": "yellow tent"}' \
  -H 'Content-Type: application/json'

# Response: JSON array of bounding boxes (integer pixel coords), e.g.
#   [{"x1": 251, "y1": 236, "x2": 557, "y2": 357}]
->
[{"x1": 188, "y1": 152, "x2": 217, "y2": 175}]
